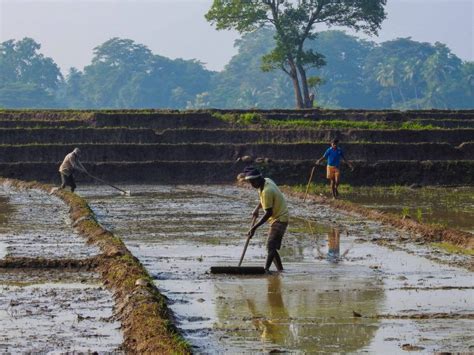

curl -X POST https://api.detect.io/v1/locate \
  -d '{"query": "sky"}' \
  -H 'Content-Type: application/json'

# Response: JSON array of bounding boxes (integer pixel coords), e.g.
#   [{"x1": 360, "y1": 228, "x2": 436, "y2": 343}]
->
[{"x1": 1, "y1": 0, "x2": 473, "y2": 74}]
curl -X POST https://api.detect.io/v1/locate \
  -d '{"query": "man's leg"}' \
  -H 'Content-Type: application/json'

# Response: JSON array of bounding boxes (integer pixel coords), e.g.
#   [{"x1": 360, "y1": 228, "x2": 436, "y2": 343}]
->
[
  {"x1": 60, "y1": 173, "x2": 67, "y2": 189},
  {"x1": 265, "y1": 248, "x2": 277, "y2": 271},
  {"x1": 330, "y1": 178, "x2": 337, "y2": 198},
  {"x1": 327, "y1": 166, "x2": 337, "y2": 198},
  {"x1": 273, "y1": 251, "x2": 283, "y2": 271},
  {"x1": 265, "y1": 222, "x2": 287, "y2": 272},
  {"x1": 69, "y1": 174, "x2": 77, "y2": 192},
  {"x1": 334, "y1": 169, "x2": 341, "y2": 197}
]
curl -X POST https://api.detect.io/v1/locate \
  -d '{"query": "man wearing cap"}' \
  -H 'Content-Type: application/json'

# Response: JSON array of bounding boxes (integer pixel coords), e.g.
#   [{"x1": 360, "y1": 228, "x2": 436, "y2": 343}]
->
[
  {"x1": 244, "y1": 167, "x2": 289, "y2": 273},
  {"x1": 57, "y1": 148, "x2": 87, "y2": 192},
  {"x1": 315, "y1": 139, "x2": 354, "y2": 199}
]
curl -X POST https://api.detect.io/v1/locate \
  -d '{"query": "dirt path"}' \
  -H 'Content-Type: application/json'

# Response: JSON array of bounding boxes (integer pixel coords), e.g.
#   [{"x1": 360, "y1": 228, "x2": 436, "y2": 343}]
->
[
  {"x1": 0, "y1": 184, "x2": 123, "y2": 353},
  {"x1": 82, "y1": 184, "x2": 474, "y2": 354}
]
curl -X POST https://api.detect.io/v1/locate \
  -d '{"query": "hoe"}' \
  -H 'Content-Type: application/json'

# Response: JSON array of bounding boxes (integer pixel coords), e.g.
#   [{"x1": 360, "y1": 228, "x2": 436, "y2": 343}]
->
[
  {"x1": 86, "y1": 172, "x2": 131, "y2": 196},
  {"x1": 210, "y1": 217, "x2": 265, "y2": 275}
]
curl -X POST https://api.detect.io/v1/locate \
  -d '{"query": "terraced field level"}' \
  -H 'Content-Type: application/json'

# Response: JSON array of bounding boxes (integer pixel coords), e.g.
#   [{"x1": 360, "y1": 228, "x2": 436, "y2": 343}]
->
[{"x1": 0, "y1": 110, "x2": 472, "y2": 186}]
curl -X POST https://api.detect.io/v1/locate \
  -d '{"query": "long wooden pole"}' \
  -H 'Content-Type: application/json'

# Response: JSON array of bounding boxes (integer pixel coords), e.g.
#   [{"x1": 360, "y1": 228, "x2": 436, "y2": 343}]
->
[
  {"x1": 86, "y1": 172, "x2": 130, "y2": 196},
  {"x1": 238, "y1": 216, "x2": 258, "y2": 267},
  {"x1": 303, "y1": 166, "x2": 316, "y2": 202}
]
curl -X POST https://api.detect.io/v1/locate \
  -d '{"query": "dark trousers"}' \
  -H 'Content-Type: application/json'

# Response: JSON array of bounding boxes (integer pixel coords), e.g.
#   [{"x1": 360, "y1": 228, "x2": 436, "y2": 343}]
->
[
  {"x1": 60, "y1": 173, "x2": 76, "y2": 192},
  {"x1": 265, "y1": 221, "x2": 288, "y2": 271}
]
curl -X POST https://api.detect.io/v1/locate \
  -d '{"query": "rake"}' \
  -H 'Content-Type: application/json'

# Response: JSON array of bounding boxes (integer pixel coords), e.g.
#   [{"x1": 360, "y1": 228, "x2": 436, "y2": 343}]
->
[{"x1": 210, "y1": 216, "x2": 265, "y2": 275}]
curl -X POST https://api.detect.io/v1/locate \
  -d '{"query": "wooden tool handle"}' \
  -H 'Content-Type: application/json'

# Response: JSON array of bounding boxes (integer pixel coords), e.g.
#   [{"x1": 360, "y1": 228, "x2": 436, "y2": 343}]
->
[
  {"x1": 238, "y1": 216, "x2": 257, "y2": 267},
  {"x1": 303, "y1": 166, "x2": 316, "y2": 202}
]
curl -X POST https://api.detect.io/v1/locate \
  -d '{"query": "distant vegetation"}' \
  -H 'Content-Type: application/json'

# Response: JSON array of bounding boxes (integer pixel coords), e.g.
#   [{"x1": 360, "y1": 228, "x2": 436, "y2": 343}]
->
[
  {"x1": 1, "y1": 30, "x2": 473, "y2": 110},
  {"x1": 206, "y1": 0, "x2": 387, "y2": 109}
]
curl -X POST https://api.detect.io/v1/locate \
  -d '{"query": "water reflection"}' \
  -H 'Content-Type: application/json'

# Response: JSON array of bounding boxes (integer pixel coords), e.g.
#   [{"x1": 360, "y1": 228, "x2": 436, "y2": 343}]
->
[
  {"x1": 246, "y1": 276, "x2": 290, "y2": 345},
  {"x1": 316, "y1": 228, "x2": 352, "y2": 263},
  {"x1": 214, "y1": 270, "x2": 383, "y2": 352}
]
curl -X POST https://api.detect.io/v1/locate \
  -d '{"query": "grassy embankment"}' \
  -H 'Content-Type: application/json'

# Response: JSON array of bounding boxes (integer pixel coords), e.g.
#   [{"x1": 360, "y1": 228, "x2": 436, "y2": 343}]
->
[{"x1": 211, "y1": 112, "x2": 469, "y2": 130}]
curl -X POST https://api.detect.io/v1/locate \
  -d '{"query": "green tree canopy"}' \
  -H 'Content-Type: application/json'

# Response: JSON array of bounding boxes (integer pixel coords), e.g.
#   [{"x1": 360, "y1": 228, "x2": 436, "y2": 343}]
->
[
  {"x1": 67, "y1": 38, "x2": 213, "y2": 108},
  {"x1": 206, "y1": 0, "x2": 387, "y2": 108},
  {"x1": 0, "y1": 37, "x2": 62, "y2": 108}
]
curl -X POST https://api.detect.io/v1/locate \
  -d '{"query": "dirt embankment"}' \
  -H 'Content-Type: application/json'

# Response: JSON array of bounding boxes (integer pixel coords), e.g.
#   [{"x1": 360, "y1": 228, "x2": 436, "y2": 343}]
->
[
  {"x1": 0, "y1": 111, "x2": 94, "y2": 121},
  {"x1": 1, "y1": 160, "x2": 473, "y2": 186},
  {"x1": 0, "y1": 178, "x2": 191, "y2": 354},
  {"x1": 5, "y1": 127, "x2": 473, "y2": 145},
  {"x1": 0, "y1": 142, "x2": 470, "y2": 163},
  {"x1": 0, "y1": 120, "x2": 88, "y2": 128},
  {"x1": 92, "y1": 112, "x2": 230, "y2": 129},
  {"x1": 158, "y1": 128, "x2": 474, "y2": 144},
  {"x1": 0, "y1": 128, "x2": 158, "y2": 144},
  {"x1": 282, "y1": 187, "x2": 474, "y2": 253}
]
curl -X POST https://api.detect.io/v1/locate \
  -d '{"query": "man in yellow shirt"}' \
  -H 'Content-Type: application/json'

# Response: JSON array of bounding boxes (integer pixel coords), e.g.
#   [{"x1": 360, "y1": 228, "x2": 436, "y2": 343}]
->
[{"x1": 244, "y1": 167, "x2": 289, "y2": 273}]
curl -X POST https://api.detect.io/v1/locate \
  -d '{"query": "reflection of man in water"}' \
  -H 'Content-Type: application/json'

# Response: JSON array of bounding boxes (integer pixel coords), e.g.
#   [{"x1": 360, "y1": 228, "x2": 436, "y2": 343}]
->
[
  {"x1": 316, "y1": 228, "x2": 350, "y2": 263},
  {"x1": 246, "y1": 276, "x2": 290, "y2": 346},
  {"x1": 327, "y1": 228, "x2": 340, "y2": 262}
]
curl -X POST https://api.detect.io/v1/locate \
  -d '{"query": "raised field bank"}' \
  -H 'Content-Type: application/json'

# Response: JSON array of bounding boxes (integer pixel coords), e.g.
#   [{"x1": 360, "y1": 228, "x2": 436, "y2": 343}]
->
[
  {"x1": 0, "y1": 109, "x2": 473, "y2": 353},
  {"x1": 0, "y1": 109, "x2": 473, "y2": 185}
]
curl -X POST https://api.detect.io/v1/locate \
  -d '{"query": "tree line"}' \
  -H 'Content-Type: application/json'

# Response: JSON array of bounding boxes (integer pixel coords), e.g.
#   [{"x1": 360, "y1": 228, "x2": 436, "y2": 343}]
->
[{"x1": 1, "y1": 31, "x2": 472, "y2": 109}]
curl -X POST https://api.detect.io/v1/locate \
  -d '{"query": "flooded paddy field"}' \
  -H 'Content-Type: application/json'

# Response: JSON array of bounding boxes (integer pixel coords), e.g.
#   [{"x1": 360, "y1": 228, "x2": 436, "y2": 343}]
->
[
  {"x1": 0, "y1": 186, "x2": 99, "y2": 259},
  {"x1": 82, "y1": 184, "x2": 474, "y2": 353},
  {"x1": 0, "y1": 184, "x2": 123, "y2": 353},
  {"x1": 0, "y1": 270, "x2": 122, "y2": 353},
  {"x1": 328, "y1": 185, "x2": 474, "y2": 234}
]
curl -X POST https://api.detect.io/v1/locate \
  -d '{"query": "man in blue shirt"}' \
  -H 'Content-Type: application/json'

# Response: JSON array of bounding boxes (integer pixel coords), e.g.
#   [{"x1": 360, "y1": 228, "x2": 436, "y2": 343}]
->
[{"x1": 316, "y1": 139, "x2": 354, "y2": 199}]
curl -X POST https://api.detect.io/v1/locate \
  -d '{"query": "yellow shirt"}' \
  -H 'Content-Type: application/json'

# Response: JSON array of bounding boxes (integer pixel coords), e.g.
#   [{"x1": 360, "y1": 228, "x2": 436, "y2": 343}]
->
[{"x1": 259, "y1": 178, "x2": 289, "y2": 224}]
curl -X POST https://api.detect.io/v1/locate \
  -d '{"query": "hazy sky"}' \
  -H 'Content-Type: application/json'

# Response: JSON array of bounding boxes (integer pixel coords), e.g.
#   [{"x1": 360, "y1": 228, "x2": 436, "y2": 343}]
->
[{"x1": 1, "y1": 0, "x2": 473, "y2": 73}]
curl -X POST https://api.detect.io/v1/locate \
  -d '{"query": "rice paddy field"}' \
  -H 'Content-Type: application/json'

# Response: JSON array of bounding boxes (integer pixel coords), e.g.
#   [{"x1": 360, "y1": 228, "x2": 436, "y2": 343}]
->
[{"x1": 0, "y1": 109, "x2": 472, "y2": 352}]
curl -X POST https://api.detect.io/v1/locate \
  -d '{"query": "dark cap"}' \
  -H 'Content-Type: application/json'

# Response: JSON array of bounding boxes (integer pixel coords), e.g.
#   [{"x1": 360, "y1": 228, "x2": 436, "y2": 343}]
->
[{"x1": 243, "y1": 166, "x2": 262, "y2": 180}]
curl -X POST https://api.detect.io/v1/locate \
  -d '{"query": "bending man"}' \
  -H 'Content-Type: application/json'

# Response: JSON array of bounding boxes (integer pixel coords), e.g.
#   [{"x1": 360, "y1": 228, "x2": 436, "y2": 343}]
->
[
  {"x1": 243, "y1": 167, "x2": 289, "y2": 273},
  {"x1": 58, "y1": 147, "x2": 87, "y2": 193},
  {"x1": 316, "y1": 139, "x2": 353, "y2": 199}
]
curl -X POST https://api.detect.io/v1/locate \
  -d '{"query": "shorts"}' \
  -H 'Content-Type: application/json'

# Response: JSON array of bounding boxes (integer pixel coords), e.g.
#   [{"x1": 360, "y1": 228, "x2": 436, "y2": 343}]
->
[
  {"x1": 266, "y1": 221, "x2": 288, "y2": 251},
  {"x1": 326, "y1": 166, "x2": 340, "y2": 181}
]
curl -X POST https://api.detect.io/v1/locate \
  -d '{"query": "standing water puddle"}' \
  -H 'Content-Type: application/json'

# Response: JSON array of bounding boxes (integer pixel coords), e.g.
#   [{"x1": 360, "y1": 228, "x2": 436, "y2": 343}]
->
[
  {"x1": 333, "y1": 186, "x2": 474, "y2": 233},
  {"x1": 82, "y1": 184, "x2": 474, "y2": 353}
]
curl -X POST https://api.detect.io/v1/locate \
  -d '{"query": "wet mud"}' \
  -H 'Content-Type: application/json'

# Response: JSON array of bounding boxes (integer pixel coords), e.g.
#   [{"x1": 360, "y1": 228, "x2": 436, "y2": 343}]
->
[
  {"x1": 0, "y1": 185, "x2": 100, "y2": 259},
  {"x1": 0, "y1": 270, "x2": 122, "y2": 353},
  {"x1": 82, "y1": 184, "x2": 474, "y2": 353},
  {"x1": 0, "y1": 184, "x2": 123, "y2": 353}
]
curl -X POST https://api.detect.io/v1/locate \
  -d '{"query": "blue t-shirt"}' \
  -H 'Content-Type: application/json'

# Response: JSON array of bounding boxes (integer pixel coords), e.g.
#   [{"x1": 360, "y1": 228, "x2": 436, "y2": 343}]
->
[{"x1": 324, "y1": 147, "x2": 344, "y2": 168}]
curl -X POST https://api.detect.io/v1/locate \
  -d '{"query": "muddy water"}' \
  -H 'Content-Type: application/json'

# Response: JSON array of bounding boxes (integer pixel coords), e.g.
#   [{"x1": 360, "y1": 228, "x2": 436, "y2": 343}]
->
[
  {"x1": 0, "y1": 270, "x2": 122, "y2": 353},
  {"x1": 82, "y1": 184, "x2": 474, "y2": 353},
  {"x1": 0, "y1": 185, "x2": 100, "y2": 259},
  {"x1": 0, "y1": 185, "x2": 123, "y2": 352},
  {"x1": 338, "y1": 186, "x2": 474, "y2": 233}
]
